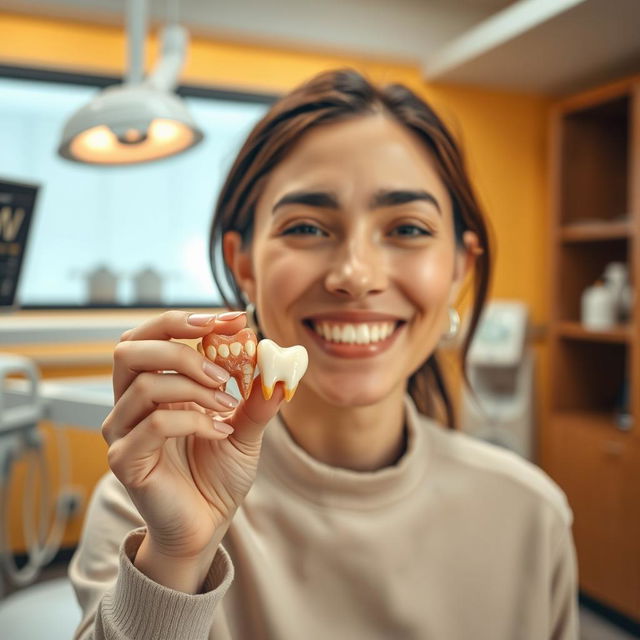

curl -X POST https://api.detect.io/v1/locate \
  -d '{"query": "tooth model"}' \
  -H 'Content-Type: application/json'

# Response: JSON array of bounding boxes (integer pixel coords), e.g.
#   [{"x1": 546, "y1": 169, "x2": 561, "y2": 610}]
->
[
  {"x1": 257, "y1": 339, "x2": 308, "y2": 402},
  {"x1": 202, "y1": 328, "x2": 257, "y2": 400}
]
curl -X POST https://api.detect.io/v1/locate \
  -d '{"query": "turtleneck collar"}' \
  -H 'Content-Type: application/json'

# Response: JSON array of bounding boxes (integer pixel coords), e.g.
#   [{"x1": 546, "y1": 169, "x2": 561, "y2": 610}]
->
[{"x1": 258, "y1": 397, "x2": 431, "y2": 510}]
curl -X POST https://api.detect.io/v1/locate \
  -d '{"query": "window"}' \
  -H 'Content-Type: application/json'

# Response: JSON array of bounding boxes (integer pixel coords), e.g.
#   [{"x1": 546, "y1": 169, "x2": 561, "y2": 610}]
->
[{"x1": 0, "y1": 67, "x2": 275, "y2": 308}]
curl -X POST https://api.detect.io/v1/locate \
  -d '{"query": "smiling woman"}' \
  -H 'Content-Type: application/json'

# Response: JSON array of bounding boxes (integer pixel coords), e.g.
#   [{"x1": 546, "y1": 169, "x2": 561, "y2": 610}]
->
[
  {"x1": 213, "y1": 70, "x2": 490, "y2": 428},
  {"x1": 70, "y1": 68, "x2": 579, "y2": 640}
]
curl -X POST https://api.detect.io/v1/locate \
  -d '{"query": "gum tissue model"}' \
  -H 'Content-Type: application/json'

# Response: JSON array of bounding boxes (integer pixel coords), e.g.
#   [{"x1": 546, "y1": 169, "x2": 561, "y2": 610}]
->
[{"x1": 202, "y1": 329, "x2": 308, "y2": 402}]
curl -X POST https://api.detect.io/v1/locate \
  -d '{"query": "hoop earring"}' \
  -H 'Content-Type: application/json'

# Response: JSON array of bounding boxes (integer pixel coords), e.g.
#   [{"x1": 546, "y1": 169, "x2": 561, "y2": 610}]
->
[{"x1": 444, "y1": 307, "x2": 460, "y2": 341}]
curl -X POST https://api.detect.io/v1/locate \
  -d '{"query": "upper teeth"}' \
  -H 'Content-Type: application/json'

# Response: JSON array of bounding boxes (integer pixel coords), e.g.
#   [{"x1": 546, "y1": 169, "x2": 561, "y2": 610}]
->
[
  {"x1": 257, "y1": 339, "x2": 309, "y2": 402},
  {"x1": 312, "y1": 322, "x2": 395, "y2": 344}
]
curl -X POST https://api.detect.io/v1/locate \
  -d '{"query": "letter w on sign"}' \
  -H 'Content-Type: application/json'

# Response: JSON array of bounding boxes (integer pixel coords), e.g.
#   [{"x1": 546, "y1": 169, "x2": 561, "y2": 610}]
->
[{"x1": 0, "y1": 206, "x2": 25, "y2": 242}]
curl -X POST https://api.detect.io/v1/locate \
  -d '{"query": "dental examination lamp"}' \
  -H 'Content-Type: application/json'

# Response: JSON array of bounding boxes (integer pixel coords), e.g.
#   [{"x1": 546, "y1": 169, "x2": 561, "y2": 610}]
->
[
  {"x1": 0, "y1": 355, "x2": 71, "y2": 595},
  {"x1": 57, "y1": 0, "x2": 203, "y2": 165}
]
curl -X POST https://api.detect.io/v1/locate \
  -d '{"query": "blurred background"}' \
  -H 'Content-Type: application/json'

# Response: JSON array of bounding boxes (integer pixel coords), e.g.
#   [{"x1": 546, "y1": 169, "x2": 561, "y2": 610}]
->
[{"x1": 0, "y1": 1, "x2": 638, "y2": 638}]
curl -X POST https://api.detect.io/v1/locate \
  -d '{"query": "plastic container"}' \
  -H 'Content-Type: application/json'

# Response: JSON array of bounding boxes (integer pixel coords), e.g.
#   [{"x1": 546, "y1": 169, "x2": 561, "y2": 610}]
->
[{"x1": 581, "y1": 280, "x2": 616, "y2": 330}]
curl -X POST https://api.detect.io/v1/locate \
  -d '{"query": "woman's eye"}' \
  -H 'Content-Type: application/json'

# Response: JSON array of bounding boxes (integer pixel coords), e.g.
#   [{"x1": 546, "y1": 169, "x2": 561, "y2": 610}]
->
[
  {"x1": 281, "y1": 223, "x2": 327, "y2": 237},
  {"x1": 390, "y1": 224, "x2": 432, "y2": 237}
]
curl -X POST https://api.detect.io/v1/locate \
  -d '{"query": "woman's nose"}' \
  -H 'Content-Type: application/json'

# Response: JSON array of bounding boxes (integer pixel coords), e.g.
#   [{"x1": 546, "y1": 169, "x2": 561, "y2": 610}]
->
[{"x1": 325, "y1": 242, "x2": 388, "y2": 299}]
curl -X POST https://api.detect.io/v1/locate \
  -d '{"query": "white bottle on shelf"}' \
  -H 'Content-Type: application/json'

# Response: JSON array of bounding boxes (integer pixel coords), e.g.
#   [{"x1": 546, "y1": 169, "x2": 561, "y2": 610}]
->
[{"x1": 581, "y1": 279, "x2": 616, "y2": 330}]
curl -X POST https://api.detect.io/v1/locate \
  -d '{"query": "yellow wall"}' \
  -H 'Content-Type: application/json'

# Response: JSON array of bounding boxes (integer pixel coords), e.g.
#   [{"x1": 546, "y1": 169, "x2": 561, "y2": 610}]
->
[{"x1": 0, "y1": 12, "x2": 552, "y2": 549}]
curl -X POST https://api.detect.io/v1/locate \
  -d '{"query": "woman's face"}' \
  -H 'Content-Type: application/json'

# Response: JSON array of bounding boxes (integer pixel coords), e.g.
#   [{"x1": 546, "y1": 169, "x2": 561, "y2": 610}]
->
[{"x1": 226, "y1": 113, "x2": 476, "y2": 407}]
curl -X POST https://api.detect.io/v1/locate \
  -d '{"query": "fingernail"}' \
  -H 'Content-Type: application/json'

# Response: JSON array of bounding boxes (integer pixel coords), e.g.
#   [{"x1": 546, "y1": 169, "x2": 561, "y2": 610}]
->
[
  {"x1": 214, "y1": 390, "x2": 239, "y2": 409},
  {"x1": 188, "y1": 313, "x2": 217, "y2": 326},
  {"x1": 213, "y1": 420, "x2": 234, "y2": 435},
  {"x1": 217, "y1": 311, "x2": 245, "y2": 321},
  {"x1": 203, "y1": 359, "x2": 230, "y2": 383}
]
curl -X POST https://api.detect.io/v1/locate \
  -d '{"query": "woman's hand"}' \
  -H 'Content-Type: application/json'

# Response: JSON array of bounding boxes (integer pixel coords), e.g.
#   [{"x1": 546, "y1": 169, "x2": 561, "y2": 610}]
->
[{"x1": 101, "y1": 310, "x2": 284, "y2": 592}]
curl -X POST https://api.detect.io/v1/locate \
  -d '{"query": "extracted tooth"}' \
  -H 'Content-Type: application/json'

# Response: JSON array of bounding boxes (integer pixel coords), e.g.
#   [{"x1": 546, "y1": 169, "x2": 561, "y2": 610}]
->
[
  {"x1": 201, "y1": 328, "x2": 257, "y2": 400},
  {"x1": 257, "y1": 339, "x2": 308, "y2": 402}
]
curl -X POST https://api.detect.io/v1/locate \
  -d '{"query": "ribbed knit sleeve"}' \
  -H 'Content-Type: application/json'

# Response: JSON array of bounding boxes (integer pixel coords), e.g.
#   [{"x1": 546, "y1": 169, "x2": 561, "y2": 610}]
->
[
  {"x1": 70, "y1": 473, "x2": 234, "y2": 640},
  {"x1": 93, "y1": 530, "x2": 234, "y2": 640}
]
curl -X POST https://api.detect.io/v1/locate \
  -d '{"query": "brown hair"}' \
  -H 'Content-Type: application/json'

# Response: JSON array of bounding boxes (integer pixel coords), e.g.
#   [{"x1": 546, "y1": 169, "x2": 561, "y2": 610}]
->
[{"x1": 209, "y1": 68, "x2": 492, "y2": 429}]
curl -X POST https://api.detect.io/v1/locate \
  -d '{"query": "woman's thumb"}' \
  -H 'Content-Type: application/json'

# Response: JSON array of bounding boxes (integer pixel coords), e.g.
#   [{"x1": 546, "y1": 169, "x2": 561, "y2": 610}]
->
[{"x1": 227, "y1": 375, "x2": 284, "y2": 444}]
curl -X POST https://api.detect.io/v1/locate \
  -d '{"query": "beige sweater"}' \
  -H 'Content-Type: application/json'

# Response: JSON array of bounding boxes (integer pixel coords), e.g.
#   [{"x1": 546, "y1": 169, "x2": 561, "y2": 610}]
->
[{"x1": 70, "y1": 398, "x2": 579, "y2": 639}]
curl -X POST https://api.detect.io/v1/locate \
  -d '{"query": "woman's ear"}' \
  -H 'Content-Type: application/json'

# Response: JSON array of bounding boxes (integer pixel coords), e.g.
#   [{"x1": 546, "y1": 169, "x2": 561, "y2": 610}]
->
[
  {"x1": 223, "y1": 231, "x2": 256, "y2": 303},
  {"x1": 450, "y1": 231, "x2": 482, "y2": 303}
]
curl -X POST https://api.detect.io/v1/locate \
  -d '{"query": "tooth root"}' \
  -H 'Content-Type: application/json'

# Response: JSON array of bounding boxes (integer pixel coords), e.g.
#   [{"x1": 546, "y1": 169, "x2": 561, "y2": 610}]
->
[
  {"x1": 230, "y1": 342, "x2": 242, "y2": 356},
  {"x1": 284, "y1": 385, "x2": 297, "y2": 403},
  {"x1": 262, "y1": 381, "x2": 274, "y2": 400}
]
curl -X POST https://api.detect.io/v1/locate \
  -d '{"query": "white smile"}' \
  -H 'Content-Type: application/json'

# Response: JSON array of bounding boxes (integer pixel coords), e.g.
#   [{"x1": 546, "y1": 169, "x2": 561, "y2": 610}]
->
[{"x1": 309, "y1": 321, "x2": 398, "y2": 345}]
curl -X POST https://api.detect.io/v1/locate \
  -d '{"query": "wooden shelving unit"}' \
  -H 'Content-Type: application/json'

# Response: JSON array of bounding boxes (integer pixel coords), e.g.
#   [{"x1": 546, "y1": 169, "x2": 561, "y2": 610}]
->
[
  {"x1": 544, "y1": 76, "x2": 640, "y2": 621},
  {"x1": 560, "y1": 220, "x2": 631, "y2": 242},
  {"x1": 555, "y1": 321, "x2": 632, "y2": 344}
]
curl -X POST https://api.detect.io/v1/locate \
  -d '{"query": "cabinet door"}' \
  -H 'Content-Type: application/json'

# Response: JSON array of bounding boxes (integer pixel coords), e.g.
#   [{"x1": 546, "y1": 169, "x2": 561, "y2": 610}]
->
[{"x1": 552, "y1": 414, "x2": 639, "y2": 618}]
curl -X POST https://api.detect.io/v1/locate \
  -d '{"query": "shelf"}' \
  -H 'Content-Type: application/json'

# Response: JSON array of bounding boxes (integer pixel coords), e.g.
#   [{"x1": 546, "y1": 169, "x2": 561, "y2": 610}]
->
[
  {"x1": 556, "y1": 321, "x2": 632, "y2": 344},
  {"x1": 551, "y1": 410, "x2": 632, "y2": 434},
  {"x1": 560, "y1": 220, "x2": 631, "y2": 242}
]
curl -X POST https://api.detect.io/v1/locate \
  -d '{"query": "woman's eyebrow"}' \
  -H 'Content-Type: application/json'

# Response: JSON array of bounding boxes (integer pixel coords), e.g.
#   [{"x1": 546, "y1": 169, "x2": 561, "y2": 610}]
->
[
  {"x1": 272, "y1": 191, "x2": 338, "y2": 213},
  {"x1": 371, "y1": 189, "x2": 441, "y2": 213},
  {"x1": 272, "y1": 189, "x2": 441, "y2": 214}
]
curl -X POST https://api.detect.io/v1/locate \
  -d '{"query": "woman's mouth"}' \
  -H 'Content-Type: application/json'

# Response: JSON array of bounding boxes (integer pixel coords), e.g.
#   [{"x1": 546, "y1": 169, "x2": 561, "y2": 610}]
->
[{"x1": 302, "y1": 317, "x2": 405, "y2": 358}]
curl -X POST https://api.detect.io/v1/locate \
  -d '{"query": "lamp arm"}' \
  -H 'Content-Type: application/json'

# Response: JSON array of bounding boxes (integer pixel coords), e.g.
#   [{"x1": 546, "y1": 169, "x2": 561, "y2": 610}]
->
[
  {"x1": 126, "y1": 0, "x2": 147, "y2": 86},
  {"x1": 145, "y1": 24, "x2": 188, "y2": 92}
]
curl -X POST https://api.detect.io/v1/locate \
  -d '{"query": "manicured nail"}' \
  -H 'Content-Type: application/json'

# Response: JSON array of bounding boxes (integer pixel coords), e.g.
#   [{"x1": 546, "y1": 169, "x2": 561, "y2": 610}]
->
[
  {"x1": 188, "y1": 313, "x2": 217, "y2": 326},
  {"x1": 217, "y1": 311, "x2": 245, "y2": 321},
  {"x1": 213, "y1": 420, "x2": 234, "y2": 435},
  {"x1": 202, "y1": 359, "x2": 230, "y2": 383},
  {"x1": 214, "y1": 390, "x2": 239, "y2": 409}
]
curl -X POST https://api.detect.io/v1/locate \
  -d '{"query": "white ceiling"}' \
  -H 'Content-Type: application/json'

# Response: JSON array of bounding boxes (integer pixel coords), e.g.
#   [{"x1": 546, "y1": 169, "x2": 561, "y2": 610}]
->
[{"x1": 2, "y1": 0, "x2": 639, "y2": 95}]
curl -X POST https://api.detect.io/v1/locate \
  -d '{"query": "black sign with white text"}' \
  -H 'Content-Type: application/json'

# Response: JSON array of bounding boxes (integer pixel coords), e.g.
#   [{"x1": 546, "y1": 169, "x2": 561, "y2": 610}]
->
[{"x1": 0, "y1": 180, "x2": 38, "y2": 309}]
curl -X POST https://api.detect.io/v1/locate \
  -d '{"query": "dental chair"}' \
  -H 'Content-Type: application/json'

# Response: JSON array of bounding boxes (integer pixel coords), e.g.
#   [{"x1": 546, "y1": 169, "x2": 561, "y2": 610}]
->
[{"x1": 0, "y1": 354, "x2": 81, "y2": 638}]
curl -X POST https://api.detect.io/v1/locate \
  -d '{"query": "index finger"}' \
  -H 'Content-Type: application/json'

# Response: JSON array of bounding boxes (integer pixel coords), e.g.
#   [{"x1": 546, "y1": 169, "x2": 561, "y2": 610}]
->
[
  {"x1": 119, "y1": 310, "x2": 247, "y2": 342},
  {"x1": 113, "y1": 310, "x2": 247, "y2": 399}
]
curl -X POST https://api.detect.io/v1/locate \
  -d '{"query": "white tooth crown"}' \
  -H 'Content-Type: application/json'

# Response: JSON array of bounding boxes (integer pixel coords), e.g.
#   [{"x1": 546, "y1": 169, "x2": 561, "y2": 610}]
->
[
  {"x1": 313, "y1": 322, "x2": 395, "y2": 345},
  {"x1": 257, "y1": 339, "x2": 308, "y2": 402}
]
